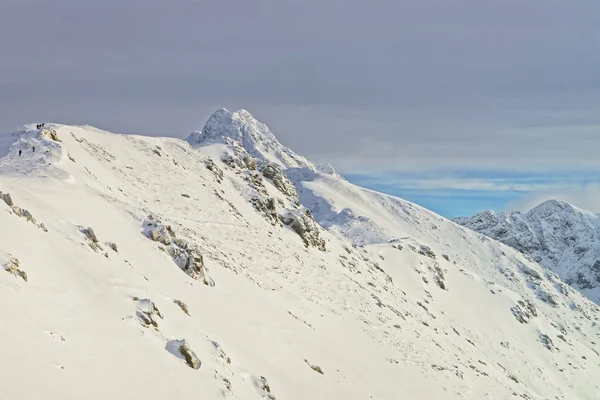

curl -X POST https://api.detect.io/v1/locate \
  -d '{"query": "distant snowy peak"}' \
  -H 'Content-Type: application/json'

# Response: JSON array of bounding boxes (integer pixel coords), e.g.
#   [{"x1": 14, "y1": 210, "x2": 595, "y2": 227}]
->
[
  {"x1": 453, "y1": 210, "x2": 501, "y2": 230},
  {"x1": 187, "y1": 108, "x2": 314, "y2": 170},
  {"x1": 527, "y1": 199, "x2": 597, "y2": 220},
  {"x1": 454, "y1": 200, "x2": 600, "y2": 304}
]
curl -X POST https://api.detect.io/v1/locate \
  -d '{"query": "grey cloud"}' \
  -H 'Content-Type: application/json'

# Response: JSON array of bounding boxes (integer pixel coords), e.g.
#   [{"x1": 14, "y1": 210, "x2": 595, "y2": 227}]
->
[{"x1": 2, "y1": 0, "x2": 600, "y2": 173}]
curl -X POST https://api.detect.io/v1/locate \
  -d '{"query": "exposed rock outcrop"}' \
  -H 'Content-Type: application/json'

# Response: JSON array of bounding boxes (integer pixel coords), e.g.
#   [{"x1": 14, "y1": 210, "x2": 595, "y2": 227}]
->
[
  {"x1": 221, "y1": 141, "x2": 257, "y2": 171},
  {"x1": 304, "y1": 359, "x2": 324, "y2": 374},
  {"x1": 173, "y1": 299, "x2": 190, "y2": 316},
  {"x1": 2, "y1": 192, "x2": 47, "y2": 231},
  {"x1": 281, "y1": 210, "x2": 326, "y2": 251},
  {"x1": 431, "y1": 263, "x2": 447, "y2": 290},
  {"x1": 258, "y1": 162, "x2": 297, "y2": 197},
  {"x1": 251, "y1": 196, "x2": 280, "y2": 226},
  {"x1": 253, "y1": 375, "x2": 276, "y2": 400},
  {"x1": 79, "y1": 226, "x2": 103, "y2": 252},
  {"x1": 204, "y1": 158, "x2": 224, "y2": 183},
  {"x1": 3, "y1": 257, "x2": 27, "y2": 282},
  {"x1": 1, "y1": 192, "x2": 14, "y2": 207},
  {"x1": 511, "y1": 299, "x2": 537, "y2": 324},
  {"x1": 539, "y1": 333, "x2": 556, "y2": 351},
  {"x1": 143, "y1": 216, "x2": 213, "y2": 285},
  {"x1": 418, "y1": 245, "x2": 436, "y2": 259},
  {"x1": 166, "y1": 339, "x2": 201, "y2": 369},
  {"x1": 107, "y1": 242, "x2": 118, "y2": 253},
  {"x1": 40, "y1": 127, "x2": 59, "y2": 141},
  {"x1": 134, "y1": 298, "x2": 163, "y2": 329}
]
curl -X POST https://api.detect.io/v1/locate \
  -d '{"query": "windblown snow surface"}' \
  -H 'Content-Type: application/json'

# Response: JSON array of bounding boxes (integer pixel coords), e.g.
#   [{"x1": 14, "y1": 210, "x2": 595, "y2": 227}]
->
[
  {"x1": 455, "y1": 202, "x2": 600, "y2": 305},
  {"x1": 0, "y1": 110, "x2": 599, "y2": 400}
]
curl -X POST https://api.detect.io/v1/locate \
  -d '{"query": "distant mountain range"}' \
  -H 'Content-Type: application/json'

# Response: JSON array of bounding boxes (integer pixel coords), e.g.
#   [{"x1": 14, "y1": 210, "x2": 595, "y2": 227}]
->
[{"x1": 454, "y1": 200, "x2": 600, "y2": 304}]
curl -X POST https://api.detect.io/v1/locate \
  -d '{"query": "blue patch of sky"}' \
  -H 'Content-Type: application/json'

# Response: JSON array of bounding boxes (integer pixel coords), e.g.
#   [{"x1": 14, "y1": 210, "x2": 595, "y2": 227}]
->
[
  {"x1": 351, "y1": 184, "x2": 523, "y2": 218},
  {"x1": 344, "y1": 170, "x2": 600, "y2": 219}
]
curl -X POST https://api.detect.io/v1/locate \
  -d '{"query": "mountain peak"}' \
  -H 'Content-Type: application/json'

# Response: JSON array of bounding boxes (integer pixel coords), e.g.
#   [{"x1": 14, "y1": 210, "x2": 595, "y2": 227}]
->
[
  {"x1": 187, "y1": 108, "x2": 314, "y2": 170},
  {"x1": 455, "y1": 198, "x2": 600, "y2": 303},
  {"x1": 527, "y1": 199, "x2": 583, "y2": 218},
  {"x1": 187, "y1": 108, "x2": 277, "y2": 146},
  {"x1": 530, "y1": 198, "x2": 569, "y2": 210}
]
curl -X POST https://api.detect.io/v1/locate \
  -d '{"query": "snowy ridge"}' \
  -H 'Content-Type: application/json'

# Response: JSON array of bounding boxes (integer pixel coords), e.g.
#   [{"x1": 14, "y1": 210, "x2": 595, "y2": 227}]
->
[
  {"x1": 0, "y1": 114, "x2": 599, "y2": 400},
  {"x1": 0, "y1": 124, "x2": 68, "y2": 177},
  {"x1": 454, "y1": 200, "x2": 600, "y2": 304}
]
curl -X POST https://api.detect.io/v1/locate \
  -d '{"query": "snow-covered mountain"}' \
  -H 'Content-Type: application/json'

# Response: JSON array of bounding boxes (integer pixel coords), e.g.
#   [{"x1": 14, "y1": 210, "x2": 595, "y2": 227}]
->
[
  {"x1": 1, "y1": 111, "x2": 599, "y2": 400},
  {"x1": 454, "y1": 201, "x2": 600, "y2": 305}
]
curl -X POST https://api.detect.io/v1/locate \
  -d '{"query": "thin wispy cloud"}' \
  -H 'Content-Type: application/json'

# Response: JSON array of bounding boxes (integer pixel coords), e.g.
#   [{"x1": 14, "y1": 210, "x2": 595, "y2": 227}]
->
[
  {"x1": 346, "y1": 171, "x2": 600, "y2": 217},
  {"x1": 506, "y1": 183, "x2": 600, "y2": 213}
]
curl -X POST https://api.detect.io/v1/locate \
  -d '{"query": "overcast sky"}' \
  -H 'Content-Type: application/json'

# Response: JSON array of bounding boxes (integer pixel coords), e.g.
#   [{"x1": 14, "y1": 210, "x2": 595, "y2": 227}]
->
[{"x1": 2, "y1": 0, "x2": 600, "y2": 217}]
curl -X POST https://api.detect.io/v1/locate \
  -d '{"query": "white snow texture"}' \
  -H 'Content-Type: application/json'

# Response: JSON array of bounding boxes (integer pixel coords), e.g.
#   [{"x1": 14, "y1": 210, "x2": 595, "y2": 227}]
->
[{"x1": 0, "y1": 110, "x2": 599, "y2": 400}]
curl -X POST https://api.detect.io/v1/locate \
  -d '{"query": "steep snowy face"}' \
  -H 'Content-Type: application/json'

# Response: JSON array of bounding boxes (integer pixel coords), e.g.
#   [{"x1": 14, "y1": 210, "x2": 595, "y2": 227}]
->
[
  {"x1": 187, "y1": 108, "x2": 314, "y2": 169},
  {"x1": 454, "y1": 200, "x2": 600, "y2": 304}
]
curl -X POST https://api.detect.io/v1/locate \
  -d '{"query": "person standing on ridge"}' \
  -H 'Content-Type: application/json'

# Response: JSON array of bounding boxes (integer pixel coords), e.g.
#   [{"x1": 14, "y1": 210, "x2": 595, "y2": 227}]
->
[{"x1": 18, "y1": 149, "x2": 22, "y2": 156}]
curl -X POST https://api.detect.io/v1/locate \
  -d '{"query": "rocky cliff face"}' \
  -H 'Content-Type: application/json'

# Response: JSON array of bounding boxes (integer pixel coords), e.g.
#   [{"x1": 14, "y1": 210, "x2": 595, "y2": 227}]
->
[{"x1": 454, "y1": 200, "x2": 600, "y2": 304}]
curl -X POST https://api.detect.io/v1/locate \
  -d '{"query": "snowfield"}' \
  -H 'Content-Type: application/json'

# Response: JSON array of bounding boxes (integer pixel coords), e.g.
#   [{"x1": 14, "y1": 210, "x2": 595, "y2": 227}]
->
[{"x1": 0, "y1": 111, "x2": 599, "y2": 400}]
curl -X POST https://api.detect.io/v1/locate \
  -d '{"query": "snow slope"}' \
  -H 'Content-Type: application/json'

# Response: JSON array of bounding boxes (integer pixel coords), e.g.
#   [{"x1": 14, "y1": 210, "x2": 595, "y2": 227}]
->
[
  {"x1": 1, "y1": 113, "x2": 599, "y2": 400},
  {"x1": 454, "y1": 201, "x2": 600, "y2": 305}
]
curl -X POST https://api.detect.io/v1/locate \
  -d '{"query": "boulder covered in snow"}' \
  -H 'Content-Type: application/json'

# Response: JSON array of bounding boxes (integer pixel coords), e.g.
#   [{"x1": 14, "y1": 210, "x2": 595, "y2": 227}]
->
[{"x1": 282, "y1": 209, "x2": 326, "y2": 251}]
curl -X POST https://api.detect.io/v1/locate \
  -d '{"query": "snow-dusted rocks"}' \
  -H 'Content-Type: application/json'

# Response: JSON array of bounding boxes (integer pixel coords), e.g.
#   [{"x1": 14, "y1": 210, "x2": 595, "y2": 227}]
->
[
  {"x1": 511, "y1": 299, "x2": 537, "y2": 324},
  {"x1": 133, "y1": 297, "x2": 163, "y2": 329},
  {"x1": 1, "y1": 192, "x2": 47, "y2": 231},
  {"x1": 166, "y1": 339, "x2": 201, "y2": 369},
  {"x1": 538, "y1": 333, "x2": 555, "y2": 351},
  {"x1": 281, "y1": 209, "x2": 326, "y2": 251},
  {"x1": 81, "y1": 226, "x2": 99, "y2": 243},
  {"x1": 79, "y1": 226, "x2": 104, "y2": 252},
  {"x1": 204, "y1": 158, "x2": 224, "y2": 183},
  {"x1": 251, "y1": 196, "x2": 280, "y2": 226},
  {"x1": 1, "y1": 191, "x2": 13, "y2": 207},
  {"x1": 455, "y1": 200, "x2": 600, "y2": 304},
  {"x1": 173, "y1": 299, "x2": 190, "y2": 316},
  {"x1": 221, "y1": 141, "x2": 257, "y2": 171},
  {"x1": 107, "y1": 242, "x2": 118, "y2": 253},
  {"x1": 2, "y1": 255, "x2": 27, "y2": 282},
  {"x1": 143, "y1": 216, "x2": 212, "y2": 285},
  {"x1": 304, "y1": 359, "x2": 324, "y2": 374},
  {"x1": 40, "y1": 127, "x2": 59, "y2": 142},
  {"x1": 146, "y1": 219, "x2": 173, "y2": 246},
  {"x1": 253, "y1": 375, "x2": 276, "y2": 400},
  {"x1": 258, "y1": 162, "x2": 297, "y2": 197}
]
